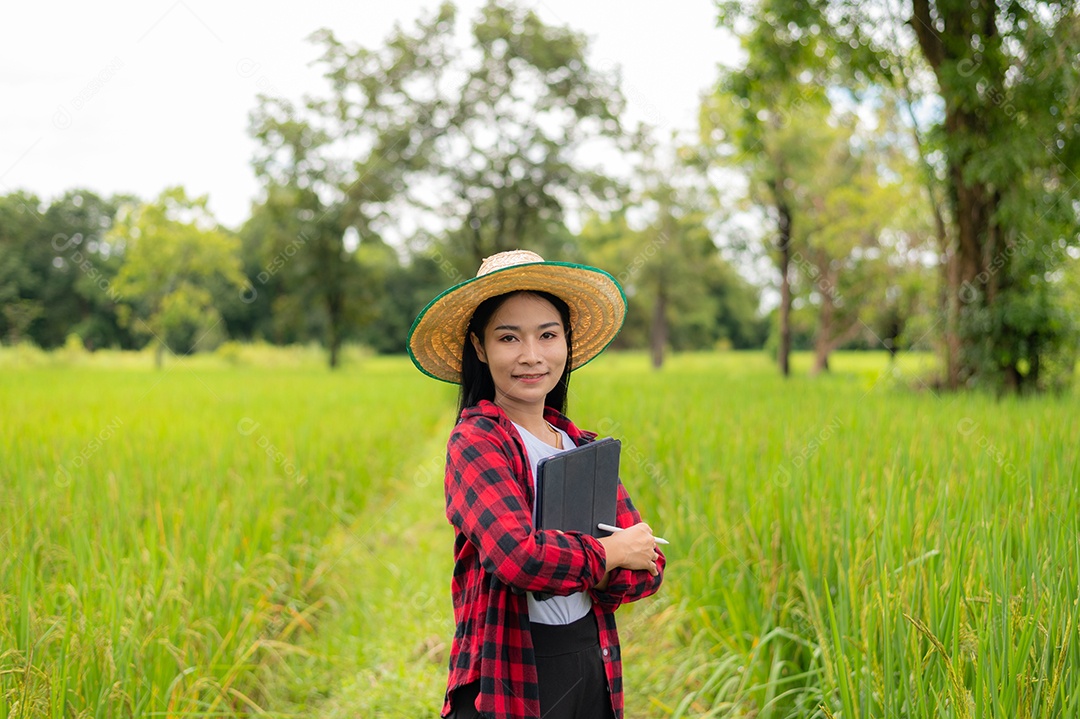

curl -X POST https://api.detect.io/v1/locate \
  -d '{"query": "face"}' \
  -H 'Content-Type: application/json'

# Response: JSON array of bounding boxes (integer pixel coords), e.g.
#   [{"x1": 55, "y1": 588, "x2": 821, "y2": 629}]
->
[{"x1": 471, "y1": 293, "x2": 568, "y2": 412}]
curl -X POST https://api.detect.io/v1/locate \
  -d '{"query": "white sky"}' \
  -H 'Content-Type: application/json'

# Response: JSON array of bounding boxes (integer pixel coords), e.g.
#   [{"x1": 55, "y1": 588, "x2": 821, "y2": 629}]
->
[{"x1": 0, "y1": 1, "x2": 741, "y2": 229}]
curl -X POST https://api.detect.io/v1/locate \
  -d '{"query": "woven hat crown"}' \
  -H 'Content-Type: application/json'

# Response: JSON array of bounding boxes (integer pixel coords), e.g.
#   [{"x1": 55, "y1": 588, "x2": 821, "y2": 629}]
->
[{"x1": 476, "y1": 249, "x2": 544, "y2": 276}]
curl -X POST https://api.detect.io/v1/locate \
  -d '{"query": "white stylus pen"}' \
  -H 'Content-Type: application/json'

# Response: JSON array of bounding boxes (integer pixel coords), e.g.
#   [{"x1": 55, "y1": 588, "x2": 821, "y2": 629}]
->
[{"x1": 597, "y1": 523, "x2": 669, "y2": 545}]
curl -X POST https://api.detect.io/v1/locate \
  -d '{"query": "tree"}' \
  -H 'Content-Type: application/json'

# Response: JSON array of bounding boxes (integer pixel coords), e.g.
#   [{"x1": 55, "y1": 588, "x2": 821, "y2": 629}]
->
[
  {"x1": 716, "y1": 0, "x2": 1080, "y2": 391},
  {"x1": 424, "y1": 0, "x2": 628, "y2": 267},
  {"x1": 248, "y1": 6, "x2": 456, "y2": 367},
  {"x1": 42, "y1": 190, "x2": 127, "y2": 350},
  {"x1": 111, "y1": 188, "x2": 245, "y2": 367},
  {"x1": 0, "y1": 190, "x2": 127, "y2": 349},
  {"x1": 792, "y1": 104, "x2": 932, "y2": 373},
  {"x1": 629, "y1": 170, "x2": 729, "y2": 368},
  {"x1": 249, "y1": 1, "x2": 634, "y2": 363},
  {"x1": 249, "y1": 91, "x2": 401, "y2": 367},
  {"x1": 698, "y1": 20, "x2": 834, "y2": 376},
  {"x1": 0, "y1": 192, "x2": 48, "y2": 344},
  {"x1": 579, "y1": 143, "x2": 763, "y2": 366},
  {"x1": 907, "y1": 0, "x2": 1079, "y2": 390}
]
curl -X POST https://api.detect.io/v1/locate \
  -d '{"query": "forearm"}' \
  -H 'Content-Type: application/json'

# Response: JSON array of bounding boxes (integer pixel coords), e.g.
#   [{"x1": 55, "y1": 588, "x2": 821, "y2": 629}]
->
[
  {"x1": 591, "y1": 549, "x2": 665, "y2": 607},
  {"x1": 592, "y1": 532, "x2": 630, "y2": 591},
  {"x1": 593, "y1": 532, "x2": 638, "y2": 593},
  {"x1": 475, "y1": 527, "x2": 608, "y2": 593}
]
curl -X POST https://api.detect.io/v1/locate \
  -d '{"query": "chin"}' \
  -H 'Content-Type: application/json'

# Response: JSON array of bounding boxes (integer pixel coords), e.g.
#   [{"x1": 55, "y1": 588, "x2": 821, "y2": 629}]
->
[{"x1": 502, "y1": 380, "x2": 556, "y2": 401}]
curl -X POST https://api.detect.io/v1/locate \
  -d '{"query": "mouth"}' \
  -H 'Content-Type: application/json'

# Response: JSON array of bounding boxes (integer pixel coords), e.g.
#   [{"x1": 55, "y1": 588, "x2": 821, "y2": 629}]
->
[{"x1": 513, "y1": 372, "x2": 548, "y2": 383}]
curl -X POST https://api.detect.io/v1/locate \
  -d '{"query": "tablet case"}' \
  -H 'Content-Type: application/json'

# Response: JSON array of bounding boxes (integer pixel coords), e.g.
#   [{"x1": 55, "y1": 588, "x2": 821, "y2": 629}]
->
[{"x1": 536, "y1": 437, "x2": 621, "y2": 539}]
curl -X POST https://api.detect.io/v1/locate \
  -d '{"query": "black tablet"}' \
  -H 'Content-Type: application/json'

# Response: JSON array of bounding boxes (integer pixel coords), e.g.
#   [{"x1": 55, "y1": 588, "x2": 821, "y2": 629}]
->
[{"x1": 535, "y1": 437, "x2": 621, "y2": 538}]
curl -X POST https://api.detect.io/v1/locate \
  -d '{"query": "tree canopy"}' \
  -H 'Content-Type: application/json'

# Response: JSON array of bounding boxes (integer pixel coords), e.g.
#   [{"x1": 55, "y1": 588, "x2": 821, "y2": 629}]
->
[{"x1": 1, "y1": 0, "x2": 1077, "y2": 389}]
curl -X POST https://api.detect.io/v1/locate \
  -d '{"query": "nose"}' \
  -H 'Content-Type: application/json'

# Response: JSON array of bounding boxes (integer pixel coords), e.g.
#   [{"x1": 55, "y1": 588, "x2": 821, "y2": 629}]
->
[{"x1": 518, "y1": 336, "x2": 542, "y2": 364}]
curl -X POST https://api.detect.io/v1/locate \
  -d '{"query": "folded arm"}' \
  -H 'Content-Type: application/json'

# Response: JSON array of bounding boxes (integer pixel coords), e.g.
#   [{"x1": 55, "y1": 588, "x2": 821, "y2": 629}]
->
[
  {"x1": 590, "y1": 480, "x2": 665, "y2": 609},
  {"x1": 445, "y1": 426, "x2": 608, "y2": 594}
]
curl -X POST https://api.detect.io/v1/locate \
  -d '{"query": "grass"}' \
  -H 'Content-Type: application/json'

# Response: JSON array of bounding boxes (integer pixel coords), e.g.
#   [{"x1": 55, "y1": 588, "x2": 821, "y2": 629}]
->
[
  {"x1": 1, "y1": 347, "x2": 1076, "y2": 717},
  {"x1": 0, "y1": 354, "x2": 455, "y2": 717},
  {"x1": 569, "y1": 351, "x2": 1079, "y2": 718}
]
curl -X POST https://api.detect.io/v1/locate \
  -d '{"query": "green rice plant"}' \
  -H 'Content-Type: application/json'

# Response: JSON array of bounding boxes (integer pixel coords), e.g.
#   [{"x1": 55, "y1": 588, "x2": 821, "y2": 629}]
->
[
  {"x1": 2, "y1": 348, "x2": 1075, "y2": 718},
  {"x1": 0, "y1": 361, "x2": 454, "y2": 717},
  {"x1": 570, "y1": 350, "x2": 1079, "y2": 718}
]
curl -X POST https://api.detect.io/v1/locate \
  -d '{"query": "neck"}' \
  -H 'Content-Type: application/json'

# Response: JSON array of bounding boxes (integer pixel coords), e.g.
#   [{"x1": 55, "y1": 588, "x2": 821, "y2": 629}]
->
[
  {"x1": 496, "y1": 396, "x2": 561, "y2": 448},
  {"x1": 494, "y1": 394, "x2": 547, "y2": 429}
]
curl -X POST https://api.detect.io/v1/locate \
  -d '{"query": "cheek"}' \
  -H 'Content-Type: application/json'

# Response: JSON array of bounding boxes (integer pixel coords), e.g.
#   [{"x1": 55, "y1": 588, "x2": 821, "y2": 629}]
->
[
  {"x1": 486, "y1": 342, "x2": 514, "y2": 369},
  {"x1": 552, "y1": 341, "x2": 569, "y2": 368}
]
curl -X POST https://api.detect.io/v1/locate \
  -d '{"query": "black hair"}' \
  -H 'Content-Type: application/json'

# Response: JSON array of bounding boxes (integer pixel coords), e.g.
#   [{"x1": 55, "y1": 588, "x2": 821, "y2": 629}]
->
[{"x1": 458, "y1": 290, "x2": 573, "y2": 417}]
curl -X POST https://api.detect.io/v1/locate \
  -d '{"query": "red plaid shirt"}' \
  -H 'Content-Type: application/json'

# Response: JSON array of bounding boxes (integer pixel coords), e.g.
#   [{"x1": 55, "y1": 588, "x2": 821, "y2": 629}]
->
[{"x1": 441, "y1": 400, "x2": 665, "y2": 719}]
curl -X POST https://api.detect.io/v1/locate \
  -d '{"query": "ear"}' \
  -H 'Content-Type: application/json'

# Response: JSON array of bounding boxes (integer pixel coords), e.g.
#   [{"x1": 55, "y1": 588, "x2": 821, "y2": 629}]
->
[{"x1": 470, "y1": 331, "x2": 487, "y2": 364}]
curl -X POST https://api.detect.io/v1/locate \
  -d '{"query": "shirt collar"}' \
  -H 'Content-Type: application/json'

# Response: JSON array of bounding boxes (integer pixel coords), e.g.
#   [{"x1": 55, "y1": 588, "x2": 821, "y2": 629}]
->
[{"x1": 461, "y1": 399, "x2": 597, "y2": 446}]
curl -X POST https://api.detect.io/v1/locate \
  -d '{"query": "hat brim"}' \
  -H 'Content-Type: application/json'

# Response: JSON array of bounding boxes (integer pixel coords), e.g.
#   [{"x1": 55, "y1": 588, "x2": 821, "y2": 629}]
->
[{"x1": 407, "y1": 261, "x2": 627, "y2": 384}]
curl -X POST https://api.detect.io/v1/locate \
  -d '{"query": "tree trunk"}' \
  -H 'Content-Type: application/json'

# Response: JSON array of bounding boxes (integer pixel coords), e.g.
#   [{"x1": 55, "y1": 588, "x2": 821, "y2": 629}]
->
[
  {"x1": 817, "y1": 320, "x2": 865, "y2": 375},
  {"x1": 1004, "y1": 363, "x2": 1020, "y2": 393},
  {"x1": 948, "y1": 141, "x2": 996, "y2": 385},
  {"x1": 328, "y1": 332, "x2": 340, "y2": 369},
  {"x1": 811, "y1": 254, "x2": 838, "y2": 376},
  {"x1": 813, "y1": 344, "x2": 830, "y2": 374},
  {"x1": 813, "y1": 297, "x2": 833, "y2": 376},
  {"x1": 943, "y1": 238, "x2": 961, "y2": 388},
  {"x1": 777, "y1": 201, "x2": 793, "y2": 377},
  {"x1": 155, "y1": 340, "x2": 165, "y2": 369},
  {"x1": 912, "y1": 0, "x2": 1001, "y2": 389},
  {"x1": 650, "y1": 286, "x2": 667, "y2": 369},
  {"x1": 897, "y1": 39, "x2": 960, "y2": 388},
  {"x1": 326, "y1": 290, "x2": 343, "y2": 369}
]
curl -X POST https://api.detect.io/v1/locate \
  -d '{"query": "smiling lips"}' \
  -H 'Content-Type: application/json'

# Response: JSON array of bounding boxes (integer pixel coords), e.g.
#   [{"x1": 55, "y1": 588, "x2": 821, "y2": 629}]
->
[{"x1": 514, "y1": 372, "x2": 547, "y2": 382}]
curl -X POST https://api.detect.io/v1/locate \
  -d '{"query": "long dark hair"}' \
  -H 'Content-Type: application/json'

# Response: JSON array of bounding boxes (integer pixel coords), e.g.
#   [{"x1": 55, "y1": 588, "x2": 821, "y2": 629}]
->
[{"x1": 458, "y1": 290, "x2": 573, "y2": 417}]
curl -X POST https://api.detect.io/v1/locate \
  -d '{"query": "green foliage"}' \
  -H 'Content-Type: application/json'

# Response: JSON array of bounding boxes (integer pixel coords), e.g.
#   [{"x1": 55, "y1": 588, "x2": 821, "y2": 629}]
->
[
  {"x1": 700, "y1": 47, "x2": 934, "y2": 371},
  {"x1": 0, "y1": 190, "x2": 128, "y2": 349},
  {"x1": 430, "y1": 1, "x2": 629, "y2": 265},
  {"x1": 961, "y1": 242, "x2": 1079, "y2": 394},
  {"x1": 355, "y1": 255, "x2": 462, "y2": 354},
  {"x1": 247, "y1": 7, "x2": 454, "y2": 366},
  {"x1": 578, "y1": 161, "x2": 766, "y2": 362},
  {"x1": 0, "y1": 192, "x2": 51, "y2": 344},
  {"x1": 5, "y1": 0, "x2": 1080, "y2": 378},
  {"x1": 111, "y1": 188, "x2": 245, "y2": 362},
  {"x1": 719, "y1": 0, "x2": 1080, "y2": 390},
  {"x1": 242, "y1": 0, "x2": 639, "y2": 365}
]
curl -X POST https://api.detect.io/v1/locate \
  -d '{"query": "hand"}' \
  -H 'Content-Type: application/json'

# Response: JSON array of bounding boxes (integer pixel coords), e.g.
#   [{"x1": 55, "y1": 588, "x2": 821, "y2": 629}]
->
[{"x1": 598, "y1": 522, "x2": 660, "y2": 577}]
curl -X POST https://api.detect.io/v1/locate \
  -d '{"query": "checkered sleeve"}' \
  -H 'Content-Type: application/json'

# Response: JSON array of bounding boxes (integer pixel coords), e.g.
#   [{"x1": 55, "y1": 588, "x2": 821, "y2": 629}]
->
[
  {"x1": 446, "y1": 420, "x2": 608, "y2": 595},
  {"x1": 589, "y1": 479, "x2": 665, "y2": 610}
]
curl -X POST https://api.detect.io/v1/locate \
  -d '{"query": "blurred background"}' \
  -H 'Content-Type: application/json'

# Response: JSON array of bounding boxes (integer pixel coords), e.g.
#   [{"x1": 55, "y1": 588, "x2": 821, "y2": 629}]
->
[{"x1": 2, "y1": 0, "x2": 1075, "y2": 390}]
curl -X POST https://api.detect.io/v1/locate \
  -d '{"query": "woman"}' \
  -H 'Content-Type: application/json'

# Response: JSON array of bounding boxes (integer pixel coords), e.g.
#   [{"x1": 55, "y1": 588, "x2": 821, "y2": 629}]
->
[{"x1": 408, "y1": 250, "x2": 665, "y2": 719}]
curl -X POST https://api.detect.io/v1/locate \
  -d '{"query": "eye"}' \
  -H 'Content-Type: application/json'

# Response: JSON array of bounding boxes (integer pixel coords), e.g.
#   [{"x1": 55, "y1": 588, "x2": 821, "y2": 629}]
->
[
  {"x1": 541, "y1": 331, "x2": 558, "y2": 339},
  {"x1": 498, "y1": 334, "x2": 518, "y2": 343}
]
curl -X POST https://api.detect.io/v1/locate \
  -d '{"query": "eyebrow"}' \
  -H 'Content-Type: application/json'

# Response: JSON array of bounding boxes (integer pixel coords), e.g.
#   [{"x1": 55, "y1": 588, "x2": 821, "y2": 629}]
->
[{"x1": 492, "y1": 322, "x2": 562, "y2": 332}]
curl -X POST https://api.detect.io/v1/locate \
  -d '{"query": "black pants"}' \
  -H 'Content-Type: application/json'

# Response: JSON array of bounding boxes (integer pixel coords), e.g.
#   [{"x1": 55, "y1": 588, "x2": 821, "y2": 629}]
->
[{"x1": 447, "y1": 613, "x2": 615, "y2": 719}]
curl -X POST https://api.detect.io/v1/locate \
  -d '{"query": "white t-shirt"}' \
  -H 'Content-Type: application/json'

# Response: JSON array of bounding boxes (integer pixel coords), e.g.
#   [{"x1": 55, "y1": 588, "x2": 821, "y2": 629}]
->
[{"x1": 510, "y1": 420, "x2": 594, "y2": 626}]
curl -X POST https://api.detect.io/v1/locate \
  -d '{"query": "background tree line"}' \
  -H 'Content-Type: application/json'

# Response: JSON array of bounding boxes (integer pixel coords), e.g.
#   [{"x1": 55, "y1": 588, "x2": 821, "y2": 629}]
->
[{"x1": 1, "y1": 0, "x2": 1077, "y2": 391}]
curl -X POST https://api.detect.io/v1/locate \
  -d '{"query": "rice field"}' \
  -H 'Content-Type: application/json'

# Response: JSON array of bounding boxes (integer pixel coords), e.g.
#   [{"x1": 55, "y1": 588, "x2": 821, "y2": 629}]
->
[{"x1": 1, "y1": 348, "x2": 1077, "y2": 717}]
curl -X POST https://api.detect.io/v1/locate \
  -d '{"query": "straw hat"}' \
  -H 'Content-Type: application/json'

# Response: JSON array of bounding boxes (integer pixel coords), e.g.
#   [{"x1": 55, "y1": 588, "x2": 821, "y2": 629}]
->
[{"x1": 407, "y1": 250, "x2": 627, "y2": 384}]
